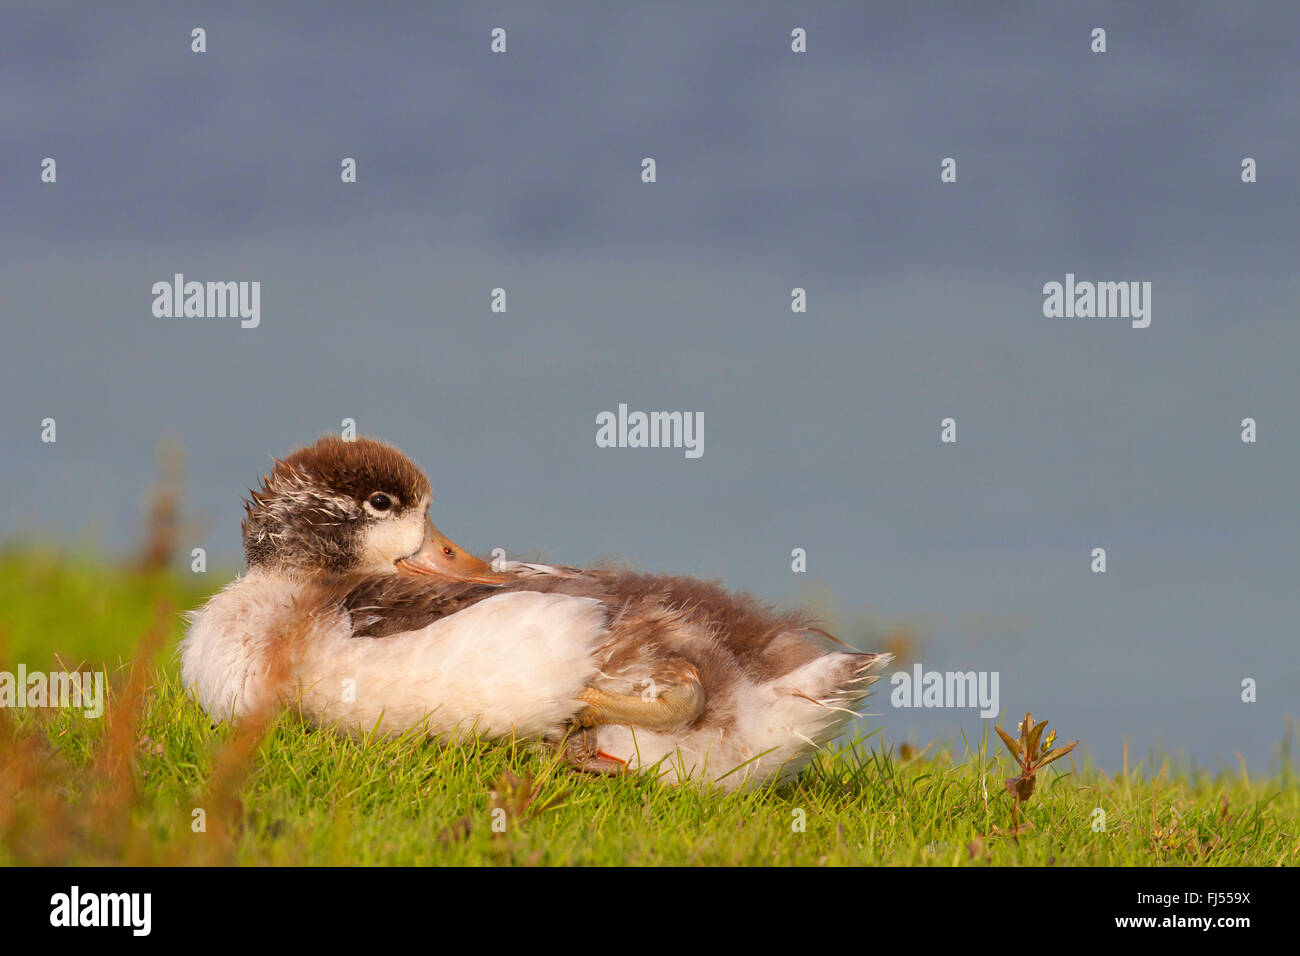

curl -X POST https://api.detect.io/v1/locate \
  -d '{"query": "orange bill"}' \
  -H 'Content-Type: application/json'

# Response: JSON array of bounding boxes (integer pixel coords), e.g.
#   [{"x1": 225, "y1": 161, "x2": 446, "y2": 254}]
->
[{"x1": 395, "y1": 517, "x2": 509, "y2": 584}]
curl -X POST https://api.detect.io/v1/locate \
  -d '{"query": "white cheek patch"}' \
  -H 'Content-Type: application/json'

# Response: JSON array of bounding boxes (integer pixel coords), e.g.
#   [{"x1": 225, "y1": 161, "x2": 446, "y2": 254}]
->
[{"x1": 360, "y1": 510, "x2": 426, "y2": 571}]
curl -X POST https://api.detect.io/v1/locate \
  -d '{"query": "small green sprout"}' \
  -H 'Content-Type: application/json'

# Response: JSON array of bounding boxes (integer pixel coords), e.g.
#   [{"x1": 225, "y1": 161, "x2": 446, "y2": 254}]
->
[{"x1": 994, "y1": 711, "x2": 1078, "y2": 834}]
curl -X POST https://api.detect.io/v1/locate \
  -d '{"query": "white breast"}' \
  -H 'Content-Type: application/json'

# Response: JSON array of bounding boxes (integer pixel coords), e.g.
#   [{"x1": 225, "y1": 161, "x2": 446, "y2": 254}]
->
[
  {"x1": 181, "y1": 572, "x2": 609, "y2": 741},
  {"x1": 295, "y1": 591, "x2": 607, "y2": 739},
  {"x1": 180, "y1": 570, "x2": 300, "y2": 720}
]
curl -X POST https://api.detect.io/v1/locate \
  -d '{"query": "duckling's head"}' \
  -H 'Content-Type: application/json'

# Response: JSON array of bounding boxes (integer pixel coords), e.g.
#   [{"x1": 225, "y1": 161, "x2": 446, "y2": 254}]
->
[{"x1": 242, "y1": 436, "x2": 501, "y2": 582}]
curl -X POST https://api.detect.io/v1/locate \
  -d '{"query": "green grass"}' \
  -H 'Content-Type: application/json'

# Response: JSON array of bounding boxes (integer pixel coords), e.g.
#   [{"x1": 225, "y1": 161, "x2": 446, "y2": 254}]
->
[{"x1": 1, "y1": 547, "x2": 1296, "y2": 866}]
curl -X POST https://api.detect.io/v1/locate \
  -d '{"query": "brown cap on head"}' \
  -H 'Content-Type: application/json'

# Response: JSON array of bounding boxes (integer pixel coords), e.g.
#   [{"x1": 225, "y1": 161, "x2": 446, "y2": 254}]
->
[{"x1": 270, "y1": 436, "x2": 432, "y2": 509}]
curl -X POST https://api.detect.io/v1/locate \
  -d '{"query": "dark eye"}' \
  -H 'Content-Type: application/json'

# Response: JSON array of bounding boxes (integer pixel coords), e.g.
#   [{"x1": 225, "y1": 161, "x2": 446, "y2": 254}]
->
[{"x1": 367, "y1": 493, "x2": 392, "y2": 512}]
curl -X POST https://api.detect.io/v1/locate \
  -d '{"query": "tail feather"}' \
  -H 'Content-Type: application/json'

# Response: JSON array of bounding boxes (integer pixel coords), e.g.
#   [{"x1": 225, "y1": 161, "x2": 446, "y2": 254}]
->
[{"x1": 771, "y1": 650, "x2": 893, "y2": 752}]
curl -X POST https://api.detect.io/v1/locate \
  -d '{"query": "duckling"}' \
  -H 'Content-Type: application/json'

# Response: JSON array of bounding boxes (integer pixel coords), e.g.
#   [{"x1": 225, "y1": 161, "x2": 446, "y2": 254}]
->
[
  {"x1": 182, "y1": 437, "x2": 606, "y2": 742},
  {"x1": 181, "y1": 436, "x2": 890, "y2": 789}
]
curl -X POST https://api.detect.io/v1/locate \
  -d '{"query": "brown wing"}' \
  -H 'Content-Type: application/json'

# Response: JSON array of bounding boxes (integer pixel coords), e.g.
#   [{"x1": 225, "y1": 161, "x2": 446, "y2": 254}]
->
[{"x1": 309, "y1": 574, "x2": 508, "y2": 638}]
